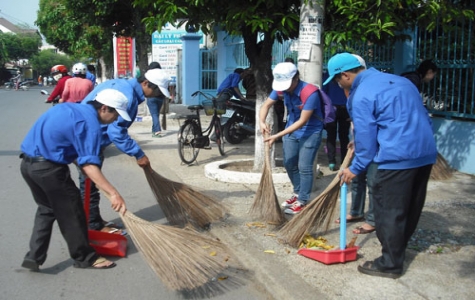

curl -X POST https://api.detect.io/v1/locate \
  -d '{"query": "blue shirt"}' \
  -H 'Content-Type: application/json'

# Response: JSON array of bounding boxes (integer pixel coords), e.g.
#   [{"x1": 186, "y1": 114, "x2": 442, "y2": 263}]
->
[
  {"x1": 323, "y1": 72, "x2": 347, "y2": 106},
  {"x1": 82, "y1": 78, "x2": 145, "y2": 159},
  {"x1": 86, "y1": 71, "x2": 96, "y2": 85},
  {"x1": 348, "y1": 68, "x2": 437, "y2": 175},
  {"x1": 217, "y1": 73, "x2": 241, "y2": 98},
  {"x1": 21, "y1": 103, "x2": 102, "y2": 166},
  {"x1": 268, "y1": 80, "x2": 323, "y2": 139}
]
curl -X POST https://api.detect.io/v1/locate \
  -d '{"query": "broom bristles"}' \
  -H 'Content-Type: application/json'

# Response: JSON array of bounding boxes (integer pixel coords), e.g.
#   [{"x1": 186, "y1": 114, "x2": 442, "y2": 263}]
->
[
  {"x1": 120, "y1": 211, "x2": 228, "y2": 291},
  {"x1": 430, "y1": 152, "x2": 453, "y2": 180},
  {"x1": 279, "y1": 148, "x2": 354, "y2": 248},
  {"x1": 249, "y1": 138, "x2": 286, "y2": 225},
  {"x1": 144, "y1": 168, "x2": 228, "y2": 229}
]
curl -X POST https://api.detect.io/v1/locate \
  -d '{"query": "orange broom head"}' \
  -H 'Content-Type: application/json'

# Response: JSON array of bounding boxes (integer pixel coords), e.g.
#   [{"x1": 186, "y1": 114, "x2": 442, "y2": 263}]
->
[
  {"x1": 279, "y1": 148, "x2": 354, "y2": 248},
  {"x1": 430, "y1": 153, "x2": 453, "y2": 181},
  {"x1": 120, "y1": 211, "x2": 229, "y2": 291},
  {"x1": 249, "y1": 138, "x2": 285, "y2": 225},
  {"x1": 144, "y1": 168, "x2": 228, "y2": 229}
]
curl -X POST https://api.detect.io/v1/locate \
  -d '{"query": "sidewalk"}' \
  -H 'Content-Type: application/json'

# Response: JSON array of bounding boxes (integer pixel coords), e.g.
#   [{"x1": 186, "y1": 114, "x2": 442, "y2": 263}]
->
[{"x1": 129, "y1": 104, "x2": 475, "y2": 299}]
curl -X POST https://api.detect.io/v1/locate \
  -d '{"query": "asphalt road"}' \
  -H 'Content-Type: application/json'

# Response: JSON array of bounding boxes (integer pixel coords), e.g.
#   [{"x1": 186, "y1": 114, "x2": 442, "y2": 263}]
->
[{"x1": 0, "y1": 86, "x2": 268, "y2": 300}]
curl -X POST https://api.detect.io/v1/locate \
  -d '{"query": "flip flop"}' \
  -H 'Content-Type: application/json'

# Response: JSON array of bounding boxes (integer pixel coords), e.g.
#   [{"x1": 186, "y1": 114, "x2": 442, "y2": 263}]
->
[
  {"x1": 100, "y1": 226, "x2": 127, "y2": 236},
  {"x1": 335, "y1": 216, "x2": 365, "y2": 224},
  {"x1": 103, "y1": 221, "x2": 124, "y2": 229},
  {"x1": 353, "y1": 225, "x2": 376, "y2": 234},
  {"x1": 74, "y1": 257, "x2": 116, "y2": 269}
]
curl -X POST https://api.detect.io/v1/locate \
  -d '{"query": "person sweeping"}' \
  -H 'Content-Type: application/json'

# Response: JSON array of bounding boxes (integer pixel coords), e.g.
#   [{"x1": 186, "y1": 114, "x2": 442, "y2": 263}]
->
[
  {"x1": 326, "y1": 52, "x2": 437, "y2": 279},
  {"x1": 20, "y1": 89, "x2": 131, "y2": 271},
  {"x1": 259, "y1": 62, "x2": 324, "y2": 215}
]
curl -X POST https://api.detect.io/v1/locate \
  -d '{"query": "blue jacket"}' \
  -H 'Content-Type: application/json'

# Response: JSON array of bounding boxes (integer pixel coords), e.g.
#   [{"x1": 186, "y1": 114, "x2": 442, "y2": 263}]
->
[
  {"x1": 269, "y1": 80, "x2": 323, "y2": 139},
  {"x1": 21, "y1": 103, "x2": 103, "y2": 166},
  {"x1": 348, "y1": 68, "x2": 437, "y2": 174},
  {"x1": 217, "y1": 73, "x2": 241, "y2": 98},
  {"x1": 82, "y1": 78, "x2": 145, "y2": 159}
]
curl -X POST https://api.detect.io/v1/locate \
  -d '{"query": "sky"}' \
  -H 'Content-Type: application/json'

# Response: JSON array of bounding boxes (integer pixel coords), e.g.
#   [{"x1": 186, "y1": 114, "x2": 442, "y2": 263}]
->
[{"x1": 0, "y1": 0, "x2": 40, "y2": 28}]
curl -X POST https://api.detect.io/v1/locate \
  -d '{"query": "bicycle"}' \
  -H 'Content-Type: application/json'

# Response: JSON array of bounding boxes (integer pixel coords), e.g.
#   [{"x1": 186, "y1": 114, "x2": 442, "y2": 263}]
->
[{"x1": 177, "y1": 91, "x2": 226, "y2": 165}]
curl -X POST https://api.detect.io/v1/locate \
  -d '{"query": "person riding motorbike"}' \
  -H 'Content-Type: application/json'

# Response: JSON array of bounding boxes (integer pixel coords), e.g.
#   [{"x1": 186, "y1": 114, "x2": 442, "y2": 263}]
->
[
  {"x1": 45, "y1": 65, "x2": 72, "y2": 103},
  {"x1": 61, "y1": 63, "x2": 94, "y2": 103},
  {"x1": 12, "y1": 71, "x2": 22, "y2": 91}
]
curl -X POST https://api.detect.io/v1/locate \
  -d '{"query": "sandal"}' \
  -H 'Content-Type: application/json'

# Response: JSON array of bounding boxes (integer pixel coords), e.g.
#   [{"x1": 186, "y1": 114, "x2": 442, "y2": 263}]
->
[
  {"x1": 100, "y1": 226, "x2": 127, "y2": 236},
  {"x1": 92, "y1": 257, "x2": 116, "y2": 269},
  {"x1": 103, "y1": 221, "x2": 124, "y2": 229},
  {"x1": 353, "y1": 225, "x2": 376, "y2": 234},
  {"x1": 152, "y1": 132, "x2": 163, "y2": 138},
  {"x1": 335, "y1": 215, "x2": 365, "y2": 224}
]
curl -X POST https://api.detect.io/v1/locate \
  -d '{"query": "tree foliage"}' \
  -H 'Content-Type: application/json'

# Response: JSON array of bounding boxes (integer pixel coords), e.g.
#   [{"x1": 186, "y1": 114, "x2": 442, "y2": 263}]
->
[
  {"x1": 0, "y1": 32, "x2": 42, "y2": 66},
  {"x1": 29, "y1": 49, "x2": 74, "y2": 76},
  {"x1": 36, "y1": 0, "x2": 160, "y2": 73}
]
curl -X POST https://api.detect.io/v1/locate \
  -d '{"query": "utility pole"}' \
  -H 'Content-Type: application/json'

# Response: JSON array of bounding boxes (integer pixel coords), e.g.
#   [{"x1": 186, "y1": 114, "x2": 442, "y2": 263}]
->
[{"x1": 298, "y1": 0, "x2": 325, "y2": 191}]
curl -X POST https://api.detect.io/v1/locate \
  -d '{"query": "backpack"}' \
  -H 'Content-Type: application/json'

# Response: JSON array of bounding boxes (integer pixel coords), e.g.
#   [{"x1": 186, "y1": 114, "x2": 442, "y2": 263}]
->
[{"x1": 299, "y1": 84, "x2": 336, "y2": 124}]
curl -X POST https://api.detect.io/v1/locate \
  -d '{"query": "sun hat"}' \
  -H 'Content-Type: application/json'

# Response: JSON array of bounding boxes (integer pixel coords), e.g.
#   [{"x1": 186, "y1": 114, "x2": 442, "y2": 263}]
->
[
  {"x1": 272, "y1": 62, "x2": 298, "y2": 91},
  {"x1": 95, "y1": 89, "x2": 131, "y2": 121},
  {"x1": 144, "y1": 68, "x2": 170, "y2": 98},
  {"x1": 323, "y1": 53, "x2": 365, "y2": 85}
]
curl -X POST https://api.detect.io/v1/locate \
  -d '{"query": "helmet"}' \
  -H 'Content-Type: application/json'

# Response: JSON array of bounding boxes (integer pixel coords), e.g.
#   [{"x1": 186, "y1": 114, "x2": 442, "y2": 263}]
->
[
  {"x1": 72, "y1": 63, "x2": 87, "y2": 75},
  {"x1": 51, "y1": 65, "x2": 68, "y2": 75}
]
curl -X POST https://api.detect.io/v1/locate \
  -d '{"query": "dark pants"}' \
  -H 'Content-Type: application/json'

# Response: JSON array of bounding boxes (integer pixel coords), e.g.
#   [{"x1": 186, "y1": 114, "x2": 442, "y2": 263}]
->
[
  {"x1": 325, "y1": 105, "x2": 350, "y2": 165},
  {"x1": 78, "y1": 152, "x2": 104, "y2": 231},
  {"x1": 350, "y1": 163, "x2": 377, "y2": 226},
  {"x1": 372, "y1": 164, "x2": 433, "y2": 273},
  {"x1": 20, "y1": 158, "x2": 97, "y2": 267}
]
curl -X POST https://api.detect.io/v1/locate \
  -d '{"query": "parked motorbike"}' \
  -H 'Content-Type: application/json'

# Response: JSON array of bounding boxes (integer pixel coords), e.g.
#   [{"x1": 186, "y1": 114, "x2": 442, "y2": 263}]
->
[{"x1": 222, "y1": 98, "x2": 256, "y2": 144}]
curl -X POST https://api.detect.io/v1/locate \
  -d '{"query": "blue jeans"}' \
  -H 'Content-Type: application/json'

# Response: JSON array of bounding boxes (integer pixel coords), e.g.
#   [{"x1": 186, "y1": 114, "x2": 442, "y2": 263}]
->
[
  {"x1": 146, "y1": 97, "x2": 164, "y2": 133},
  {"x1": 282, "y1": 131, "x2": 322, "y2": 204},
  {"x1": 350, "y1": 162, "x2": 377, "y2": 226}
]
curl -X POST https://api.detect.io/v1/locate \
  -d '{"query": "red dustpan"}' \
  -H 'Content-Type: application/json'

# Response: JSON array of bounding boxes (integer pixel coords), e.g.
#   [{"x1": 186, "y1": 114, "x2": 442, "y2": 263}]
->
[
  {"x1": 298, "y1": 183, "x2": 359, "y2": 264},
  {"x1": 84, "y1": 178, "x2": 127, "y2": 257}
]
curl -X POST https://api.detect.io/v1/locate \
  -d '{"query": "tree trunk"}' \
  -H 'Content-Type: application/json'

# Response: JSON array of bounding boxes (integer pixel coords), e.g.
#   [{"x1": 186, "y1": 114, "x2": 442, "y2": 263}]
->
[{"x1": 299, "y1": 1, "x2": 325, "y2": 191}]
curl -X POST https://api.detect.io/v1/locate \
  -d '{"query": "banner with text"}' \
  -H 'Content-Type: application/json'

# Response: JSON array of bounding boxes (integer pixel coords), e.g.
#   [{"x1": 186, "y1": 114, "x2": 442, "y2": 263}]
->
[{"x1": 113, "y1": 37, "x2": 136, "y2": 79}]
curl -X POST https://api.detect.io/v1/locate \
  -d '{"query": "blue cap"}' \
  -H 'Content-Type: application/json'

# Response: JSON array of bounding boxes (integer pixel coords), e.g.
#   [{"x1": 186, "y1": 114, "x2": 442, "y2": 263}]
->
[{"x1": 323, "y1": 53, "x2": 364, "y2": 85}]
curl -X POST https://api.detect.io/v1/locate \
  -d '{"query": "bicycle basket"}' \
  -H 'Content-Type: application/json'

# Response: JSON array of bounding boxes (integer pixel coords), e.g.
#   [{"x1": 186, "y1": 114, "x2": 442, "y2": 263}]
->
[
  {"x1": 202, "y1": 100, "x2": 215, "y2": 116},
  {"x1": 215, "y1": 100, "x2": 227, "y2": 115}
]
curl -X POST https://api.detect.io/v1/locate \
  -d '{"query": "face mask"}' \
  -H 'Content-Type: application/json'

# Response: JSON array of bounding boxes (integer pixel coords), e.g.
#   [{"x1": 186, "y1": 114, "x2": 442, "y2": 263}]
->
[{"x1": 53, "y1": 74, "x2": 62, "y2": 81}]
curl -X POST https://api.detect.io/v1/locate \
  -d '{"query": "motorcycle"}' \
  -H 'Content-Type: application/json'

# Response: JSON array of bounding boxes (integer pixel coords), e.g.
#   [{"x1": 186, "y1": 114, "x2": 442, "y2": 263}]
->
[
  {"x1": 221, "y1": 98, "x2": 256, "y2": 144},
  {"x1": 41, "y1": 90, "x2": 59, "y2": 105},
  {"x1": 4, "y1": 80, "x2": 29, "y2": 91}
]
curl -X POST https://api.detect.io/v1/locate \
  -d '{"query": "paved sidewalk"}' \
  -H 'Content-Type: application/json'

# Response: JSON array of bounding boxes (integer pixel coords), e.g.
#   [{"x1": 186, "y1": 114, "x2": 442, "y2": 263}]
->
[{"x1": 129, "y1": 104, "x2": 475, "y2": 299}]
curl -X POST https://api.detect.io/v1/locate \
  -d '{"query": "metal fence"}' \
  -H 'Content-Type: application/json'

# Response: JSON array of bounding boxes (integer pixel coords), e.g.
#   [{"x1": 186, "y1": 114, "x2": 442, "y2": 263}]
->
[{"x1": 199, "y1": 22, "x2": 475, "y2": 121}]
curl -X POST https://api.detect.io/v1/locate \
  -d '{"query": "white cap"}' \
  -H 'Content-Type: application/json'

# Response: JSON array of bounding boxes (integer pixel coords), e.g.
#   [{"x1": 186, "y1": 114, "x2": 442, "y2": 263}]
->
[
  {"x1": 272, "y1": 62, "x2": 297, "y2": 91},
  {"x1": 95, "y1": 89, "x2": 131, "y2": 121},
  {"x1": 144, "y1": 69, "x2": 171, "y2": 98},
  {"x1": 352, "y1": 54, "x2": 367, "y2": 68}
]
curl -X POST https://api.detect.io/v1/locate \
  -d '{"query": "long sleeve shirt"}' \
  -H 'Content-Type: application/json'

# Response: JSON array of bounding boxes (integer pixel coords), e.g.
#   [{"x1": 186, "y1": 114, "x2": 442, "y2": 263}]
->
[{"x1": 62, "y1": 77, "x2": 94, "y2": 103}]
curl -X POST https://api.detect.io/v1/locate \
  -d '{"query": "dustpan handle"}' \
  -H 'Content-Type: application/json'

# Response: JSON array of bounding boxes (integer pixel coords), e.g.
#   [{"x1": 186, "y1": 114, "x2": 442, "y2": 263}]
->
[
  {"x1": 84, "y1": 178, "x2": 91, "y2": 223},
  {"x1": 340, "y1": 183, "x2": 347, "y2": 250}
]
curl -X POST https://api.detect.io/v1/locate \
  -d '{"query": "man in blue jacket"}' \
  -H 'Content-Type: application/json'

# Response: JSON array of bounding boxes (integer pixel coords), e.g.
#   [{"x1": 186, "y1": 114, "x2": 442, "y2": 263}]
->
[
  {"x1": 324, "y1": 53, "x2": 437, "y2": 279},
  {"x1": 20, "y1": 89, "x2": 130, "y2": 270},
  {"x1": 80, "y1": 68, "x2": 170, "y2": 234}
]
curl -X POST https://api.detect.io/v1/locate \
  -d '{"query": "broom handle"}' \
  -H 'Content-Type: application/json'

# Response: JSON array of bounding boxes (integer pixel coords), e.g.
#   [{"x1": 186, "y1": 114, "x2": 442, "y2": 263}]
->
[
  {"x1": 84, "y1": 177, "x2": 91, "y2": 223},
  {"x1": 340, "y1": 183, "x2": 347, "y2": 250}
]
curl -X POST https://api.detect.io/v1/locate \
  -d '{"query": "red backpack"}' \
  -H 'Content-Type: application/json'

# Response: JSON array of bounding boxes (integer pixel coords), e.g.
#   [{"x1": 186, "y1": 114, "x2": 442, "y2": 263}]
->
[{"x1": 299, "y1": 84, "x2": 336, "y2": 124}]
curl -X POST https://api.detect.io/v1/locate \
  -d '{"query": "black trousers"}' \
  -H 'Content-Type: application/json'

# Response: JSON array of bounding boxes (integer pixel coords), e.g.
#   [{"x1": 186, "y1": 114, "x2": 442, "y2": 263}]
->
[
  {"x1": 20, "y1": 159, "x2": 97, "y2": 267},
  {"x1": 372, "y1": 164, "x2": 433, "y2": 273},
  {"x1": 325, "y1": 105, "x2": 350, "y2": 164}
]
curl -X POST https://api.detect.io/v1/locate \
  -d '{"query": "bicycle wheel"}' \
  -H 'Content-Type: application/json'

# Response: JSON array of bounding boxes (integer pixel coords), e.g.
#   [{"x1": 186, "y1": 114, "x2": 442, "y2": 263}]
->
[
  {"x1": 178, "y1": 121, "x2": 200, "y2": 164},
  {"x1": 214, "y1": 118, "x2": 225, "y2": 156}
]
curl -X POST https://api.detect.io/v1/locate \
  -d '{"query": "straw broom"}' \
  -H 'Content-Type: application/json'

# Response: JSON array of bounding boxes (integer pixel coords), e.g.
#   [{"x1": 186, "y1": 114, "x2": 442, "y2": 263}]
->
[
  {"x1": 279, "y1": 148, "x2": 354, "y2": 248},
  {"x1": 430, "y1": 152, "x2": 453, "y2": 180},
  {"x1": 144, "y1": 167, "x2": 227, "y2": 229},
  {"x1": 161, "y1": 98, "x2": 168, "y2": 130},
  {"x1": 119, "y1": 211, "x2": 228, "y2": 291},
  {"x1": 249, "y1": 132, "x2": 286, "y2": 225}
]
